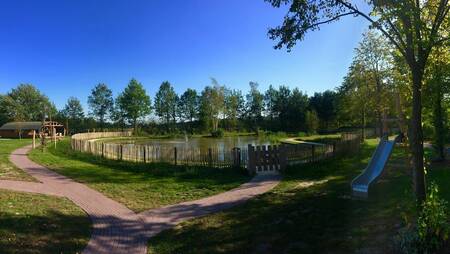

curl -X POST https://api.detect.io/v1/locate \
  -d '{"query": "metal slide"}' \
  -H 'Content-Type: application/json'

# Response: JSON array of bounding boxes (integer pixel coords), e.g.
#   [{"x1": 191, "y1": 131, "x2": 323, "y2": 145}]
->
[{"x1": 351, "y1": 136, "x2": 397, "y2": 198}]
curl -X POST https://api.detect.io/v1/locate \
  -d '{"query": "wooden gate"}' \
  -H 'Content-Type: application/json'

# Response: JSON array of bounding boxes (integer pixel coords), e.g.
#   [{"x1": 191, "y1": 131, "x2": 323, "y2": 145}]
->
[{"x1": 247, "y1": 144, "x2": 287, "y2": 175}]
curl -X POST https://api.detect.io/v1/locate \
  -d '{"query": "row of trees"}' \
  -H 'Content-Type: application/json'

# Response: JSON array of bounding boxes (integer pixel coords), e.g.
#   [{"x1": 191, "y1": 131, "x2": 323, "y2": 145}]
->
[
  {"x1": 65, "y1": 80, "x2": 339, "y2": 134},
  {"x1": 0, "y1": 80, "x2": 340, "y2": 135}
]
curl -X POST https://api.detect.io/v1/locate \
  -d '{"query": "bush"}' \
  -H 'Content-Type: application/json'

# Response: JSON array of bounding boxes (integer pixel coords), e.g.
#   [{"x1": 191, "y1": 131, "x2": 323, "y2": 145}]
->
[
  {"x1": 417, "y1": 183, "x2": 450, "y2": 253},
  {"x1": 210, "y1": 129, "x2": 224, "y2": 138},
  {"x1": 395, "y1": 183, "x2": 450, "y2": 254}
]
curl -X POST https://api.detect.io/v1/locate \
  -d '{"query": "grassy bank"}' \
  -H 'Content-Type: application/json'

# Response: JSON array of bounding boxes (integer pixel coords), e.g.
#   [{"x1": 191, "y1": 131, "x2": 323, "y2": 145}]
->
[
  {"x1": 29, "y1": 139, "x2": 250, "y2": 212},
  {"x1": 148, "y1": 139, "x2": 444, "y2": 254},
  {"x1": 0, "y1": 139, "x2": 35, "y2": 181}
]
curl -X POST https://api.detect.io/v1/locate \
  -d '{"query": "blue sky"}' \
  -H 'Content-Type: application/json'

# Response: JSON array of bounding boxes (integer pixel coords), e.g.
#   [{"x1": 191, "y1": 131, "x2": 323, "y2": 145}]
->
[{"x1": 0, "y1": 0, "x2": 370, "y2": 110}]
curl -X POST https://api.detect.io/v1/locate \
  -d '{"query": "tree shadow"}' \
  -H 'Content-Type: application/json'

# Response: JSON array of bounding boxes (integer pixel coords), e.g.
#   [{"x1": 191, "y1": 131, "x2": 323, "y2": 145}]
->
[
  {"x1": 147, "y1": 142, "x2": 415, "y2": 254},
  {"x1": 0, "y1": 210, "x2": 91, "y2": 254}
]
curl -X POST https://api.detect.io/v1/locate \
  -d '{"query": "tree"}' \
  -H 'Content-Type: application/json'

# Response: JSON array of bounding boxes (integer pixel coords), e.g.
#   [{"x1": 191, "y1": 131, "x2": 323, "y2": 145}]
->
[
  {"x1": 61, "y1": 97, "x2": 84, "y2": 134},
  {"x1": 0, "y1": 84, "x2": 55, "y2": 124},
  {"x1": 266, "y1": 0, "x2": 450, "y2": 202},
  {"x1": 88, "y1": 83, "x2": 114, "y2": 130},
  {"x1": 424, "y1": 46, "x2": 450, "y2": 160},
  {"x1": 309, "y1": 90, "x2": 338, "y2": 131},
  {"x1": 117, "y1": 79, "x2": 151, "y2": 133},
  {"x1": 286, "y1": 88, "x2": 309, "y2": 132},
  {"x1": 111, "y1": 94, "x2": 127, "y2": 131},
  {"x1": 154, "y1": 81, "x2": 177, "y2": 127},
  {"x1": 355, "y1": 31, "x2": 392, "y2": 137},
  {"x1": 305, "y1": 110, "x2": 319, "y2": 134},
  {"x1": 199, "y1": 79, "x2": 225, "y2": 132},
  {"x1": 178, "y1": 88, "x2": 199, "y2": 123},
  {"x1": 245, "y1": 81, "x2": 264, "y2": 130},
  {"x1": 224, "y1": 88, "x2": 245, "y2": 131}
]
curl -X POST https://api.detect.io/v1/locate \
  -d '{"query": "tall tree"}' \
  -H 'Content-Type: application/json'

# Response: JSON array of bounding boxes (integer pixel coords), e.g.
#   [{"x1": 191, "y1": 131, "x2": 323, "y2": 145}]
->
[
  {"x1": 61, "y1": 97, "x2": 84, "y2": 134},
  {"x1": 178, "y1": 88, "x2": 199, "y2": 123},
  {"x1": 245, "y1": 81, "x2": 264, "y2": 130},
  {"x1": 117, "y1": 79, "x2": 151, "y2": 133},
  {"x1": 224, "y1": 88, "x2": 245, "y2": 131},
  {"x1": 199, "y1": 79, "x2": 225, "y2": 132},
  {"x1": 266, "y1": 0, "x2": 450, "y2": 202},
  {"x1": 0, "y1": 84, "x2": 55, "y2": 124},
  {"x1": 355, "y1": 31, "x2": 392, "y2": 137},
  {"x1": 309, "y1": 90, "x2": 338, "y2": 131},
  {"x1": 87, "y1": 83, "x2": 114, "y2": 130},
  {"x1": 154, "y1": 81, "x2": 177, "y2": 127}
]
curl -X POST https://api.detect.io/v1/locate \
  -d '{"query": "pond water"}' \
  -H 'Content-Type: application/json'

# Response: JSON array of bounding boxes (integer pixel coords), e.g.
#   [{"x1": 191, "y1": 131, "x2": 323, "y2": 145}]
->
[{"x1": 106, "y1": 135, "x2": 275, "y2": 152}]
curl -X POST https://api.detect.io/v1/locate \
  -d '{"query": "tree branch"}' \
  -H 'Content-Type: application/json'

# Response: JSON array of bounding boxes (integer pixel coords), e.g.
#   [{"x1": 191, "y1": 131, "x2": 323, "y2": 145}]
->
[
  {"x1": 335, "y1": 0, "x2": 408, "y2": 60},
  {"x1": 303, "y1": 11, "x2": 358, "y2": 30}
]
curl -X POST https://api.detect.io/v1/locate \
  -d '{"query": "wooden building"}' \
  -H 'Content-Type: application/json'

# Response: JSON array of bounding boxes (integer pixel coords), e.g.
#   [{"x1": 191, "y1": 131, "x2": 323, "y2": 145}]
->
[{"x1": 0, "y1": 121, "x2": 65, "y2": 138}]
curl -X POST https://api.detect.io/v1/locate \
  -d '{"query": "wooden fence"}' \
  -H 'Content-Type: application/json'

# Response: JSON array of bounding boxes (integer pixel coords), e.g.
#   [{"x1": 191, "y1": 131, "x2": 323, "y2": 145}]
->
[
  {"x1": 71, "y1": 132, "x2": 246, "y2": 168},
  {"x1": 71, "y1": 132, "x2": 361, "y2": 171}
]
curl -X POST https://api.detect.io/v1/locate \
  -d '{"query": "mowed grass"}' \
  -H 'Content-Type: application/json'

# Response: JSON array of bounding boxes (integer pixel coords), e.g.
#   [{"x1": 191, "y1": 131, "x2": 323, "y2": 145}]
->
[
  {"x1": 0, "y1": 190, "x2": 91, "y2": 254},
  {"x1": 148, "y1": 139, "x2": 445, "y2": 254},
  {"x1": 0, "y1": 139, "x2": 35, "y2": 181},
  {"x1": 29, "y1": 139, "x2": 250, "y2": 212}
]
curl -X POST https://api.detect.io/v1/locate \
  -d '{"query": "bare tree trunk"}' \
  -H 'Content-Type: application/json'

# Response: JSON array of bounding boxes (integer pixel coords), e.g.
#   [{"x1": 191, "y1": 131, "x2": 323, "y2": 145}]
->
[{"x1": 410, "y1": 68, "x2": 426, "y2": 204}]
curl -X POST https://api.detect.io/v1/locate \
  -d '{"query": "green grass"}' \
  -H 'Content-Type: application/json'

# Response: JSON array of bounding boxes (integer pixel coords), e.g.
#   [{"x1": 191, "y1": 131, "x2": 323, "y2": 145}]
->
[
  {"x1": 0, "y1": 190, "x2": 91, "y2": 254},
  {"x1": 0, "y1": 139, "x2": 35, "y2": 181},
  {"x1": 147, "y1": 139, "x2": 444, "y2": 254},
  {"x1": 29, "y1": 139, "x2": 250, "y2": 212}
]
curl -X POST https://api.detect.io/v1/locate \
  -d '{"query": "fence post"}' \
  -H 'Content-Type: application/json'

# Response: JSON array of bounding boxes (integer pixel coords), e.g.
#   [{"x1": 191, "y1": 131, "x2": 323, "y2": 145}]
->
[
  {"x1": 174, "y1": 147, "x2": 177, "y2": 165},
  {"x1": 120, "y1": 144, "x2": 123, "y2": 161},
  {"x1": 247, "y1": 144, "x2": 255, "y2": 175},
  {"x1": 208, "y1": 148, "x2": 212, "y2": 167},
  {"x1": 143, "y1": 146, "x2": 146, "y2": 163},
  {"x1": 102, "y1": 143, "x2": 105, "y2": 158},
  {"x1": 279, "y1": 144, "x2": 287, "y2": 171}
]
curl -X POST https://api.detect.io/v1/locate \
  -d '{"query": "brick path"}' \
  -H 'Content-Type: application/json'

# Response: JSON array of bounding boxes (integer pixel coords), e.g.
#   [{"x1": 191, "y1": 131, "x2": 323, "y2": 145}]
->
[{"x1": 0, "y1": 145, "x2": 281, "y2": 254}]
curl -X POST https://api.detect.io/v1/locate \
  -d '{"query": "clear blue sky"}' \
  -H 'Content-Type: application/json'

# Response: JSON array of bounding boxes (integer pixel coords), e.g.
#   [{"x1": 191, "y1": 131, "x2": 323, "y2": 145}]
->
[{"x1": 0, "y1": 0, "x2": 370, "y2": 110}]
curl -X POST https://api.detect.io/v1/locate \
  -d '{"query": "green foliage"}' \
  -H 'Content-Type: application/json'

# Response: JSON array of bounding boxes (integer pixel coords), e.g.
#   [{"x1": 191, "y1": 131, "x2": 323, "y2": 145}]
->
[
  {"x1": 305, "y1": 110, "x2": 319, "y2": 134},
  {"x1": 417, "y1": 183, "x2": 450, "y2": 252},
  {"x1": 199, "y1": 79, "x2": 225, "y2": 132},
  {"x1": 0, "y1": 84, "x2": 56, "y2": 125},
  {"x1": 245, "y1": 81, "x2": 264, "y2": 130},
  {"x1": 117, "y1": 79, "x2": 151, "y2": 131},
  {"x1": 154, "y1": 81, "x2": 178, "y2": 125},
  {"x1": 87, "y1": 83, "x2": 114, "y2": 128},
  {"x1": 395, "y1": 183, "x2": 450, "y2": 254},
  {"x1": 61, "y1": 97, "x2": 85, "y2": 134},
  {"x1": 210, "y1": 128, "x2": 224, "y2": 138},
  {"x1": 178, "y1": 88, "x2": 199, "y2": 123}
]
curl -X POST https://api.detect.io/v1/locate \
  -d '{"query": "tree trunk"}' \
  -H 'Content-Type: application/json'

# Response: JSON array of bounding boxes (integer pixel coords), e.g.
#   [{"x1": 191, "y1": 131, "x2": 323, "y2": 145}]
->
[
  {"x1": 410, "y1": 68, "x2": 426, "y2": 204},
  {"x1": 134, "y1": 118, "x2": 137, "y2": 134}
]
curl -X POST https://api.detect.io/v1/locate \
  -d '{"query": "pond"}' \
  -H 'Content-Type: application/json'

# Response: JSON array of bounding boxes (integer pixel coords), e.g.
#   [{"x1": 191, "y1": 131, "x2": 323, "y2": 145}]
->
[{"x1": 104, "y1": 135, "x2": 276, "y2": 152}]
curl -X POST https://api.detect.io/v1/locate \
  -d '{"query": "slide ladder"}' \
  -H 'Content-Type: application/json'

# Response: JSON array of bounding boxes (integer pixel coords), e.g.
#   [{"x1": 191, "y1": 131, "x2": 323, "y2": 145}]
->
[{"x1": 351, "y1": 136, "x2": 398, "y2": 198}]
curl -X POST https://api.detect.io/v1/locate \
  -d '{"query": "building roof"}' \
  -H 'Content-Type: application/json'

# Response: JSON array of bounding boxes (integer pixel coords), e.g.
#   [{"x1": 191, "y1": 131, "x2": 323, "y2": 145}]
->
[{"x1": 0, "y1": 122, "x2": 42, "y2": 130}]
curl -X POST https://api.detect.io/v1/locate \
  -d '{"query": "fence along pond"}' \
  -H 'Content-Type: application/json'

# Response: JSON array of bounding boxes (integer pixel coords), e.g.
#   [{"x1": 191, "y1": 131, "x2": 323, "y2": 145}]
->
[{"x1": 71, "y1": 132, "x2": 361, "y2": 173}]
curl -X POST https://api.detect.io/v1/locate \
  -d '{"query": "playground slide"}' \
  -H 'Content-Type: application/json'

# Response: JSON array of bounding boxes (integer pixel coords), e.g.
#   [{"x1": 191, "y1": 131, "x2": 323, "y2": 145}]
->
[{"x1": 351, "y1": 136, "x2": 396, "y2": 198}]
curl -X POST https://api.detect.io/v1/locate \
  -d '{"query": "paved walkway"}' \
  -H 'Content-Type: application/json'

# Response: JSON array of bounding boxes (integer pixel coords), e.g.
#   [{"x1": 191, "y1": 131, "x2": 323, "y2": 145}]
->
[{"x1": 0, "y1": 145, "x2": 281, "y2": 254}]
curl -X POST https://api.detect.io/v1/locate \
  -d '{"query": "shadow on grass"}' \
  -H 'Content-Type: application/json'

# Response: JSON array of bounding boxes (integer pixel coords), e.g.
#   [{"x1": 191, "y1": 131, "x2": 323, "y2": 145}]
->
[
  {"x1": 148, "y1": 141, "x2": 419, "y2": 254},
  {"x1": 30, "y1": 139, "x2": 250, "y2": 186},
  {"x1": 0, "y1": 210, "x2": 90, "y2": 254}
]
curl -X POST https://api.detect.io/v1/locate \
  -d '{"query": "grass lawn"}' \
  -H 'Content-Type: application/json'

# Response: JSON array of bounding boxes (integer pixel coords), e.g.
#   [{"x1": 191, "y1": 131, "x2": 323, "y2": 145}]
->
[
  {"x1": 148, "y1": 139, "x2": 447, "y2": 254},
  {"x1": 0, "y1": 190, "x2": 91, "y2": 254},
  {"x1": 0, "y1": 139, "x2": 35, "y2": 181},
  {"x1": 29, "y1": 139, "x2": 250, "y2": 212}
]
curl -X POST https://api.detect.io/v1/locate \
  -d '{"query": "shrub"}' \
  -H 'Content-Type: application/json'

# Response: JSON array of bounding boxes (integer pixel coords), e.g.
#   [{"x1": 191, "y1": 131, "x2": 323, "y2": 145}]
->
[
  {"x1": 395, "y1": 183, "x2": 450, "y2": 254},
  {"x1": 417, "y1": 183, "x2": 450, "y2": 253},
  {"x1": 210, "y1": 129, "x2": 224, "y2": 138}
]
